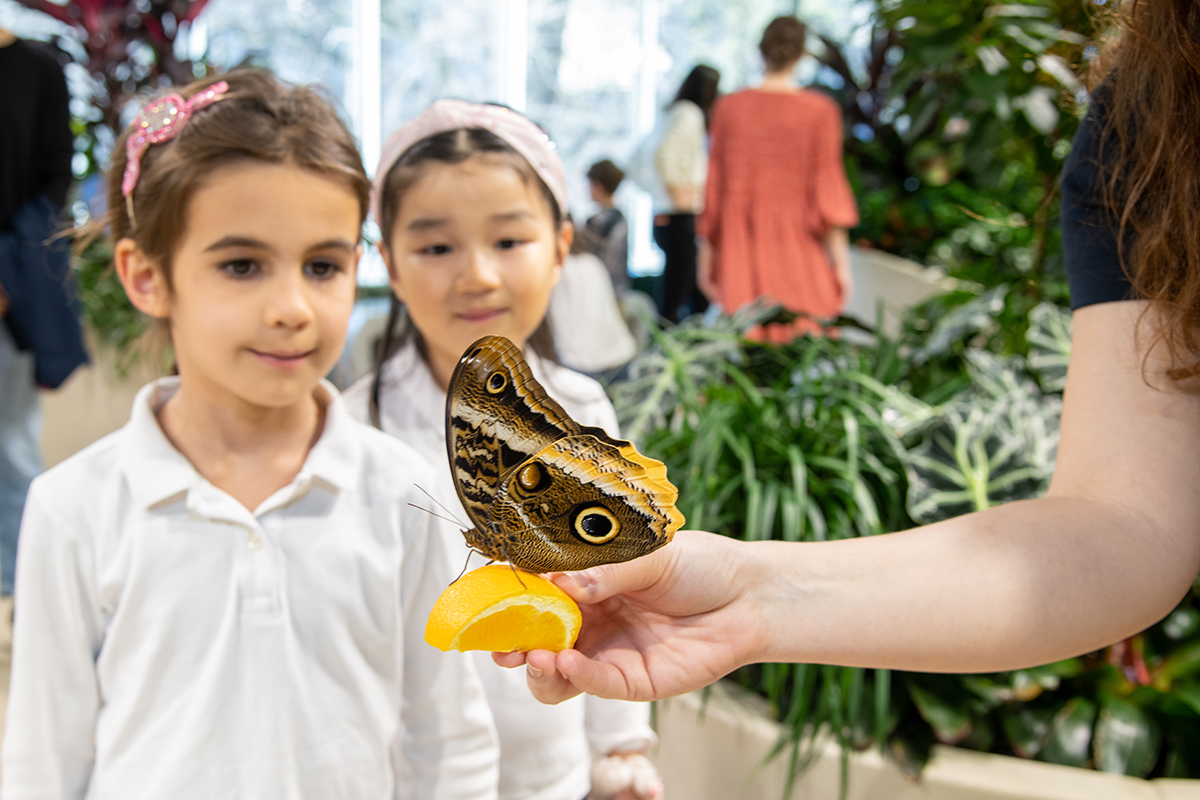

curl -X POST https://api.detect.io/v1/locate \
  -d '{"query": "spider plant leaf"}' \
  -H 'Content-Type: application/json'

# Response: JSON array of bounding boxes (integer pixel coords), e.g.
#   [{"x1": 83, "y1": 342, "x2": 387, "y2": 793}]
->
[{"x1": 875, "y1": 669, "x2": 891, "y2": 755}]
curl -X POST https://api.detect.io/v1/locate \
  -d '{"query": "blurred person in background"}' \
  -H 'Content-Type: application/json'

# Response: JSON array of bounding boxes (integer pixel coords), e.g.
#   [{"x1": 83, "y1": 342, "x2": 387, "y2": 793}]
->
[
  {"x1": 653, "y1": 64, "x2": 719, "y2": 324},
  {"x1": 550, "y1": 218, "x2": 638, "y2": 377},
  {"x1": 584, "y1": 159, "x2": 630, "y2": 298},
  {"x1": 698, "y1": 16, "x2": 857, "y2": 341},
  {"x1": 0, "y1": 27, "x2": 87, "y2": 601}
]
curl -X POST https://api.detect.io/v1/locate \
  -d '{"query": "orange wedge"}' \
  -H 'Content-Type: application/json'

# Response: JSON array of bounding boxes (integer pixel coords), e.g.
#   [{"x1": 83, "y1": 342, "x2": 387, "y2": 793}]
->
[{"x1": 425, "y1": 564, "x2": 582, "y2": 653}]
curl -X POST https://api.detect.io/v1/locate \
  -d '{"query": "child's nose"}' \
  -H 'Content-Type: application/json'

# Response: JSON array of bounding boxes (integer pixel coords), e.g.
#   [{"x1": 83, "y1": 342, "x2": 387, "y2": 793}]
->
[
  {"x1": 267, "y1": 272, "x2": 315, "y2": 328},
  {"x1": 458, "y1": 247, "x2": 502, "y2": 292}
]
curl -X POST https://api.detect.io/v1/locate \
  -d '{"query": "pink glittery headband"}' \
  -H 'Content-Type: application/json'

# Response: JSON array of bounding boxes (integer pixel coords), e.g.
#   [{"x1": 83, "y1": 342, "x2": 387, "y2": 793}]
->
[
  {"x1": 122, "y1": 80, "x2": 230, "y2": 225},
  {"x1": 370, "y1": 99, "x2": 569, "y2": 230}
]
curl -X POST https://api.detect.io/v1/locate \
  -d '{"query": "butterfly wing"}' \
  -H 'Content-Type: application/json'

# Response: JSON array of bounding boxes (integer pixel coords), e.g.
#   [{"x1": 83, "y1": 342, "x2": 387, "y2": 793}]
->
[
  {"x1": 446, "y1": 336, "x2": 580, "y2": 554},
  {"x1": 489, "y1": 434, "x2": 685, "y2": 573}
]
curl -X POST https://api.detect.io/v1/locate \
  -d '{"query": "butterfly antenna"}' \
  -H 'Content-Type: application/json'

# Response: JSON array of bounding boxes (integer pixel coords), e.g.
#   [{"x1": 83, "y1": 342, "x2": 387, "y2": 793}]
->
[
  {"x1": 416, "y1": 484, "x2": 469, "y2": 530},
  {"x1": 406, "y1": 503, "x2": 468, "y2": 529}
]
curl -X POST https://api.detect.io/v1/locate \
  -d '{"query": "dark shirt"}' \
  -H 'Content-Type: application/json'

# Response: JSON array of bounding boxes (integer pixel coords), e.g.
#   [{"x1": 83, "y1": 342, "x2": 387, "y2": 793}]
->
[
  {"x1": 1060, "y1": 82, "x2": 1138, "y2": 309},
  {"x1": 584, "y1": 207, "x2": 629, "y2": 294},
  {"x1": 0, "y1": 39, "x2": 73, "y2": 231}
]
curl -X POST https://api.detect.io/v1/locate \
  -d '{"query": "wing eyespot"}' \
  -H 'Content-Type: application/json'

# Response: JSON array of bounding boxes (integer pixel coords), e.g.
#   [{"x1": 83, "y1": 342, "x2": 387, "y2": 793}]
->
[
  {"x1": 571, "y1": 505, "x2": 621, "y2": 544},
  {"x1": 487, "y1": 371, "x2": 508, "y2": 394},
  {"x1": 517, "y1": 462, "x2": 548, "y2": 492}
]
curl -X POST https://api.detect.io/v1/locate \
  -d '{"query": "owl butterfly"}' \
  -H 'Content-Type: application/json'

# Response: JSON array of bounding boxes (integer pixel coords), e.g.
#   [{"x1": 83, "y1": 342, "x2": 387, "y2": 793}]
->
[{"x1": 446, "y1": 335, "x2": 684, "y2": 573}]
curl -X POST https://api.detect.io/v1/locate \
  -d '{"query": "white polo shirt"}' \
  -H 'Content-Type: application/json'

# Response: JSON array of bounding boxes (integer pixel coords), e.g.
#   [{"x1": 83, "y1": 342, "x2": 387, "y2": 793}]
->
[
  {"x1": 1, "y1": 378, "x2": 499, "y2": 800},
  {"x1": 345, "y1": 342, "x2": 656, "y2": 800}
]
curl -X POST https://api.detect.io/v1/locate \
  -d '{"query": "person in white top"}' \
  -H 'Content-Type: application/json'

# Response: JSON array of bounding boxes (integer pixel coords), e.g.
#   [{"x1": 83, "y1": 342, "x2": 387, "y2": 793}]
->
[
  {"x1": 343, "y1": 100, "x2": 661, "y2": 800},
  {"x1": 1, "y1": 70, "x2": 499, "y2": 800},
  {"x1": 653, "y1": 65, "x2": 720, "y2": 324}
]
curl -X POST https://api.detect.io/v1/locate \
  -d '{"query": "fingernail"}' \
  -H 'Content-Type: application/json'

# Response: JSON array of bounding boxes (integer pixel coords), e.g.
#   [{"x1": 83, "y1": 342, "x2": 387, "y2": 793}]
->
[
  {"x1": 527, "y1": 665, "x2": 544, "y2": 679},
  {"x1": 557, "y1": 570, "x2": 591, "y2": 591}
]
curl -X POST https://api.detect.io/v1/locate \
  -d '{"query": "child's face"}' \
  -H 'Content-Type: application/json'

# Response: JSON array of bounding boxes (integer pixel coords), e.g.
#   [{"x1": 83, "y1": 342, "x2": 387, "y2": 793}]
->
[
  {"x1": 588, "y1": 180, "x2": 611, "y2": 205},
  {"x1": 141, "y1": 162, "x2": 360, "y2": 412},
  {"x1": 384, "y1": 157, "x2": 570, "y2": 387}
]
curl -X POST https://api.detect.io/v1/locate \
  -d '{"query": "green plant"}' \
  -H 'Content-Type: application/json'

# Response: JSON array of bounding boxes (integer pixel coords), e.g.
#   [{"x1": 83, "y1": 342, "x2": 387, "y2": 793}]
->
[
  {"x1": 610, "y1": 296, "x2": 1200, "y2": 793},
  {"x1": 73, "y1": 238, "x2": 147, "y2": 364},
  {"x1": 812, "y1": 0, "x2": 1099, "y2": 309}
]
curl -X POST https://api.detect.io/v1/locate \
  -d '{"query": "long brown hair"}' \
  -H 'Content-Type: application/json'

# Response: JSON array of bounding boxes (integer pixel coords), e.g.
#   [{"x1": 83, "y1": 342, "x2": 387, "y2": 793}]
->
[{"x1": 1099, "y1": 0, "x2": 1200, "y2": 381}]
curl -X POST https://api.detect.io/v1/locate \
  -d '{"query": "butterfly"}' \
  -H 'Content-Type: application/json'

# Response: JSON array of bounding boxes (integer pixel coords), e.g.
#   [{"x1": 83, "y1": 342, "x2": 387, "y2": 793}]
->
[{"x1": 445, "y1": 335, "x2": 684, "y2": 573}]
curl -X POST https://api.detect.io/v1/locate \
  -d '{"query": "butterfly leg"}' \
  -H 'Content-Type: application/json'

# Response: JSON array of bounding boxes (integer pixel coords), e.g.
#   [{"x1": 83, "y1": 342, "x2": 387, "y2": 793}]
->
[{"x1": 492, "y1": 541, "x2": 528, "y2": 590}]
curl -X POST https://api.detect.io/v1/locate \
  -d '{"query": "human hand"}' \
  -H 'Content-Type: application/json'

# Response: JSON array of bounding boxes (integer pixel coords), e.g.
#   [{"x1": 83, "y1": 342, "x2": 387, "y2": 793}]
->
[
  {"x1": 836, "y1": 264, "x2": 853, "y2": 307},
  {"x1": 590, "y1": 752, "x2": 663, "y2": 800},
  {"x1": 492, "y1": 530, "x2": 767, "y2": 704},
  {"x1": 697, "y1": 241, "x2": 718, "y2": 301}
]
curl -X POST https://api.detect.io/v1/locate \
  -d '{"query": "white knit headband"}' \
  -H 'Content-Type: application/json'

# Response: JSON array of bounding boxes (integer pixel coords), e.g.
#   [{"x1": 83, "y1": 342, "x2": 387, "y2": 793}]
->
[{"x1": 370, "y1": 99, "x2": 569, "y2": 230}]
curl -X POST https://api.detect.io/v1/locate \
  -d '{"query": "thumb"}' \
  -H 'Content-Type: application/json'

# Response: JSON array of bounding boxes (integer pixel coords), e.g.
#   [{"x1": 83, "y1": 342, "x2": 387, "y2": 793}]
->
[{"x1": 548, "y1": 540, "x2": 677, "y2": 605}]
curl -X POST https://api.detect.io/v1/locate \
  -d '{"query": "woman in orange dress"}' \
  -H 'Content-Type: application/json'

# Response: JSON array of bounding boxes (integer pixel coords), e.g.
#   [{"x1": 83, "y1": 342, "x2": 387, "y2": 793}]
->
[{"x1": 698, "y1": 15, "x2": 859, "y2": 341}]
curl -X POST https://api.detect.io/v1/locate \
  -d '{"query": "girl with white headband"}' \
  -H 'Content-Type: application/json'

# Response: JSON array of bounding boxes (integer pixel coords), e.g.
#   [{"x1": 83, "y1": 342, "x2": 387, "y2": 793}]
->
[
  {"x1": 344, "y1": 100, "x2": 662, "y2": 800},
  {"x1": 2, "y1": 72, "x2": 499, "y2": 799}
]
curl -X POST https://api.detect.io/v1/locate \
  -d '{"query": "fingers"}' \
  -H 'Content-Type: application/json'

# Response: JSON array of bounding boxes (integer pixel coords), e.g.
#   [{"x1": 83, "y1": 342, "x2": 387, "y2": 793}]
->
[
  {"x1": 496, "y1": 648, "x2": 635, "y2": 705},
  {"x1": 491, "y1": 651, "x2": 527, "y2": 669},
  {"x1": 549, "y1": 536, "x2": 681, "y2": 604},
  {"x1": 521, "y1": 649, "x2": 583, "y2": 704},
  {"x1": 553, "y1": 648, "x2": 643, "y2": 700}
]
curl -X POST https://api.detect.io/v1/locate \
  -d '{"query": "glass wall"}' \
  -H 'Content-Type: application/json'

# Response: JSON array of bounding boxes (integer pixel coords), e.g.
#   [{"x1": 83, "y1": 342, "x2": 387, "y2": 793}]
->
[{"x1": 1, "y1": 0, "x2": 862, "y2": 280}]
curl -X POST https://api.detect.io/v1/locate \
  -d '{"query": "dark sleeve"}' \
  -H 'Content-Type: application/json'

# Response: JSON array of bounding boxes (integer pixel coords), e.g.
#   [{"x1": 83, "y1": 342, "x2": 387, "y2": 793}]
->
[
  {"x1": 34, "y1": 47, "x2": 74, "y2": 210},
  {"x1": 1060, "y1": 83, "x2": 1138, "y2": 309}
]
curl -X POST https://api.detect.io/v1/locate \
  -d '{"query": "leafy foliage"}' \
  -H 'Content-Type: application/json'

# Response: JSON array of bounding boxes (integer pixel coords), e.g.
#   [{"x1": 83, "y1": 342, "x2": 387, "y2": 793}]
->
[
  {"x1": 811, "y1": 0, "x2": 1098, "y2": 346},
  {"x1": 610, "y1": 297, "x2": 1200, "y2": 788}
]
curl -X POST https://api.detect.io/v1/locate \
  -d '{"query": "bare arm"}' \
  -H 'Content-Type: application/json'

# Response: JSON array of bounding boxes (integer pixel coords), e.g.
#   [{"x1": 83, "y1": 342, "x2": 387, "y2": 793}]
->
[
  {"x1": 500, "y1": 301, "x2": 1200, "y2": 701},
  {"x1": 826, "y1": 227, "x2": 851, "y2": 306}
]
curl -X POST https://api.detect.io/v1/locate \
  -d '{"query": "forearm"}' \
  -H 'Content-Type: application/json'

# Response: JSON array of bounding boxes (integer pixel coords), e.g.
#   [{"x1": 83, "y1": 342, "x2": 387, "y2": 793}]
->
[
  {"x1": 750, "y1": 495, "x2": 1198, "y2": 672},
  {"x1": 825, "y1": 227, "x2": 850, "y2": 277},
  {"x1": 665, "y1": 184, "x2": 700, "y2": 212}
]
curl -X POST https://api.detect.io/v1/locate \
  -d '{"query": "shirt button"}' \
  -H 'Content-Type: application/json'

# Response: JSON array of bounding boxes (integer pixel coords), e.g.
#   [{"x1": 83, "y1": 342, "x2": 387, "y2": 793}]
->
[{"x1": 246, "y1": 532, "x2": 264, "y2": 550}]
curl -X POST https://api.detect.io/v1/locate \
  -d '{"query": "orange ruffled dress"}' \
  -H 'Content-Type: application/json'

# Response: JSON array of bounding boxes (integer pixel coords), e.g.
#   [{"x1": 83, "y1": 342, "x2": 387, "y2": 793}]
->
[{"x1": 699, "y1": 89, "x2": 859, "y2": 340}]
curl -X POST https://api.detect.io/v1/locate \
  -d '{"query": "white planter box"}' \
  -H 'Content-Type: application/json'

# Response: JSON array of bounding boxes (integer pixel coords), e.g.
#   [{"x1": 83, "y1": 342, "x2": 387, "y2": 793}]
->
[
  {"x1": 654, "y1": 681, "x2": 1199, "y2": 800},
  {"x1": 842, "y1": 246, "x2": 965, "y2": 336}
]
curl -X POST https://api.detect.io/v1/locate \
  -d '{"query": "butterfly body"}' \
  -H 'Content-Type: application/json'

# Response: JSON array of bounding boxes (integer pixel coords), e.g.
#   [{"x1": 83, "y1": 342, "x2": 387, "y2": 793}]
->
[{"x1": 447, "y1": 336, "x2": 683, "y2": 573}]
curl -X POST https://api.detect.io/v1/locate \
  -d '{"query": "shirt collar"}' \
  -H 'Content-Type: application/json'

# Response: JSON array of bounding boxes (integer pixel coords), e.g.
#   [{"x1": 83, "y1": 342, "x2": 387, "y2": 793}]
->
[
  {"x1": 120, "y1": 377, "x2": 362, "y2": 511},
  {"x1": 380, "y1": 339, "x2": 565, "y2": 433}
]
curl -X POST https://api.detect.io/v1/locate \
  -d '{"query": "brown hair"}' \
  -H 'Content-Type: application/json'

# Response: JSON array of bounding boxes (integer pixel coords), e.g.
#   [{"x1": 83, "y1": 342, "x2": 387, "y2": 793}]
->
[
  {"x1": 106, "y1": 69, "x2": 370, "y2": 288},
  {"x1": 369, "y1": 124, "x2": 564, "y2": 426},
  {"x1": 760, "y1": 16, "x2": 807, "y2": 72},
  {"x1": 1098, "y1": 0, "x2": 1200, "y2": 381},
  {"x1": 586, "y1": 159, "x2": 625, "y2": 196}
]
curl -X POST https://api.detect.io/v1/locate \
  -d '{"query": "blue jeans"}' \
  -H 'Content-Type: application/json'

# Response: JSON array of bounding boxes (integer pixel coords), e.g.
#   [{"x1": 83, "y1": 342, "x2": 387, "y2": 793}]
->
[{"x1": 0, "y1": 322, "x2": 42, "y2": 595}]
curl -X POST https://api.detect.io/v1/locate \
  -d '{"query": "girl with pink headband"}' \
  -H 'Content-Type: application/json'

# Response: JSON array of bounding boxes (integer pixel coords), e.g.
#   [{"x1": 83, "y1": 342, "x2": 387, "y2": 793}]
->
[
  {"x1": 344, "y1": 100, "x2": 663, "y2": 800},
  {"x1": 2, "y1": 73, "x2": 499, "y2": 799}
]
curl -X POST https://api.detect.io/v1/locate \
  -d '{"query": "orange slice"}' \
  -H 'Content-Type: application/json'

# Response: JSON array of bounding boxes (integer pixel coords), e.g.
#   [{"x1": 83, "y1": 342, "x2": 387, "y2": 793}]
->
[{"x1": 425, "y1": 564, "x2": 582, "y2": 653}]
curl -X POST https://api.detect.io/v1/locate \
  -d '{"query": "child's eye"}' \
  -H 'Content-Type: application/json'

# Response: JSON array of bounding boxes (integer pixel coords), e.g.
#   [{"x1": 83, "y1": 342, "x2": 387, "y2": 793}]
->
[
  {"x1": 497, "y1": 238, "x2": 525, "y2": 250},
  {"x1": 221, "y1": 259, "x2": 259, "y2": 278},
  {"x1": 306, "y1": 259, "x2": 343, "y2": 279},
  {"x1": 421, "y1": 244, "x2": 453, "y2": 256}
]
